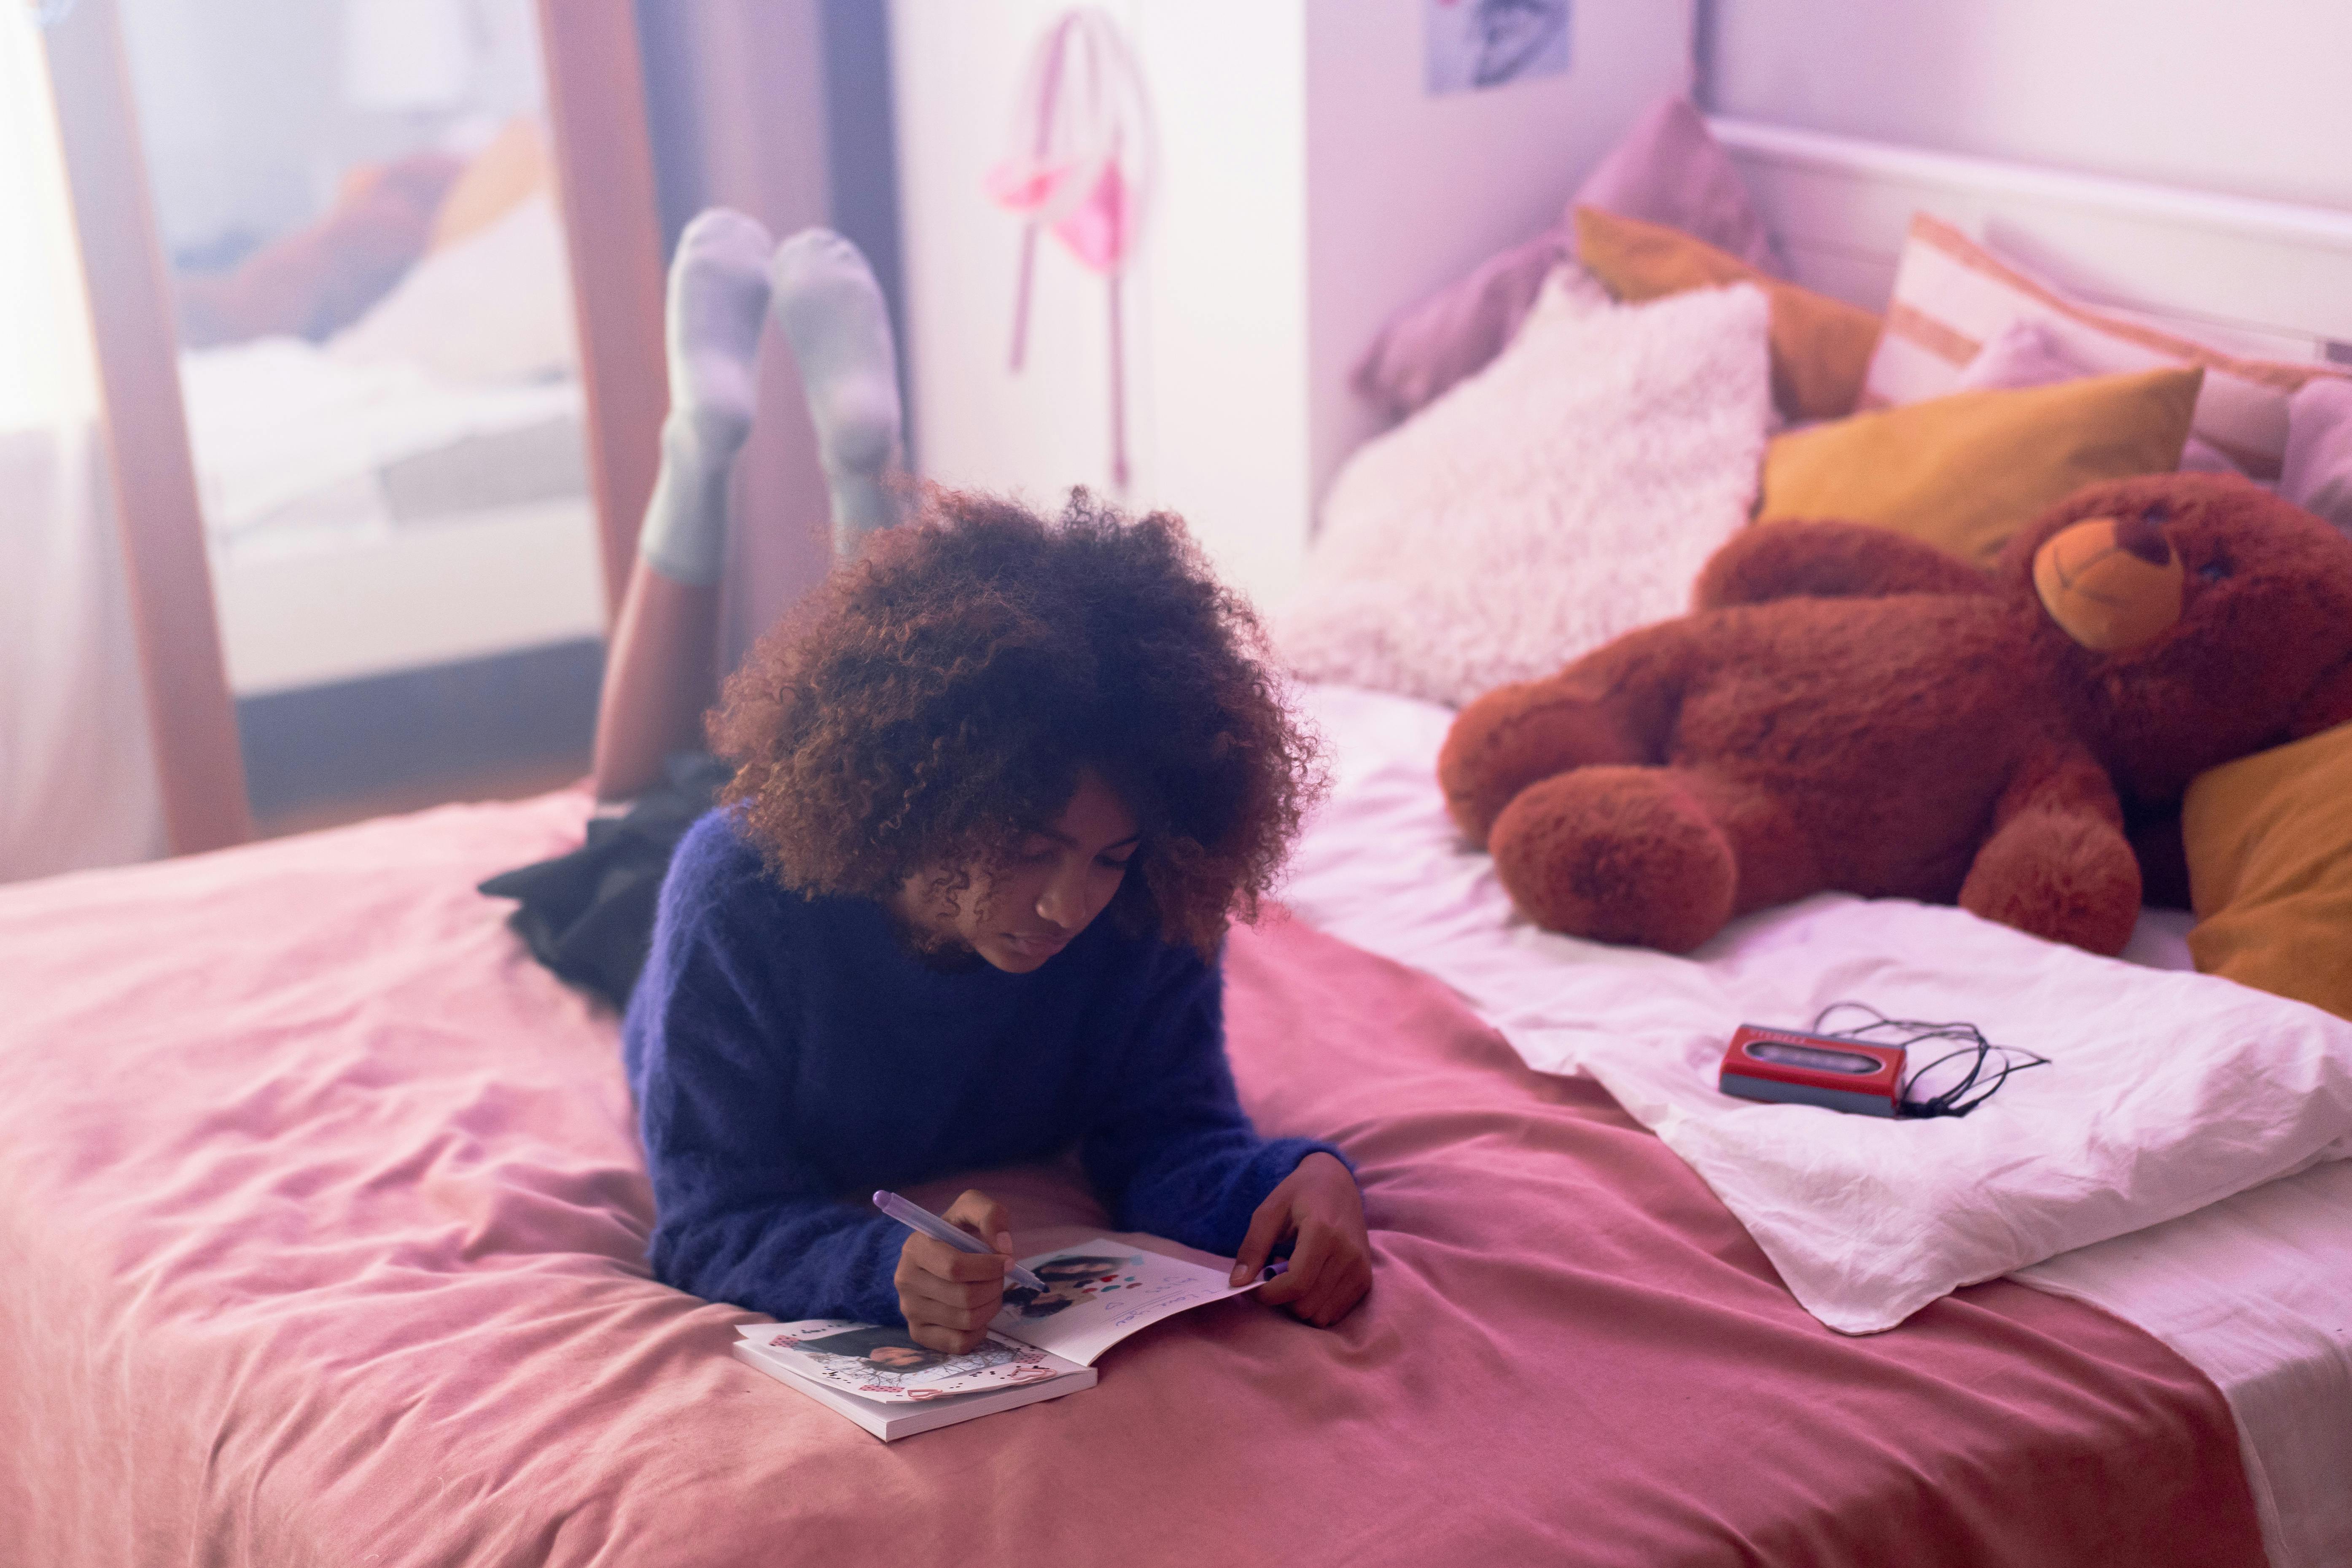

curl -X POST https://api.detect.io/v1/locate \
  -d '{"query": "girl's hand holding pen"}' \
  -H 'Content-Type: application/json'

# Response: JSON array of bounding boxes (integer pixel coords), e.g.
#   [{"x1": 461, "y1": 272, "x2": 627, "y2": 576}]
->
[
  {"x1": 1230, "y1": 1153, "x2": 1372, "y2": 1327},
  {"x1": 892, "y1": 1189, "x2": 1015, "y2": 1354}
]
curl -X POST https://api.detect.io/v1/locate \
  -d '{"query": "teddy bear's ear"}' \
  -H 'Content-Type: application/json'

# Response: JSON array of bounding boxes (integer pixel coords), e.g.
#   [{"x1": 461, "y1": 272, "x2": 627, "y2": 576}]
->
[{"x1": 2288, "y1": 654, "x2": 2352, "y2": 742}]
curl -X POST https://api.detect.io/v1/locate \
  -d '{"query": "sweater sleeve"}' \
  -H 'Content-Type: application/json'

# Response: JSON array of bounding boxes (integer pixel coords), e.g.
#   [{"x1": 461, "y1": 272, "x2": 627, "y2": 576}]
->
[
  {"x1": 1077, "y1": 944, "x2": 1351, "y2": 1258},
  {"x1": 624, "y1": 827, "x2": 908, "y2": 1325}
]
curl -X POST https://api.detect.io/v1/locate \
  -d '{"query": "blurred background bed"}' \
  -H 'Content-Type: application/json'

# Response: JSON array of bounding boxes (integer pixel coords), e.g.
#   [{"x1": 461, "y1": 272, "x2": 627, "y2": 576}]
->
[
  {"x1": 11, "y1": 0, "x2": 887, "y2": 859},
  {"x1": 103, "y1": 0, "x2": 614, "y2": 829}
]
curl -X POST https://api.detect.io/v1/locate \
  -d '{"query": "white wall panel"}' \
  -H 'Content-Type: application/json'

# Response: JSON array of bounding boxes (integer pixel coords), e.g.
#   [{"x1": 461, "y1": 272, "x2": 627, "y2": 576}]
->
[
  {"x1": 892, "y1": 0, "x2": 1691, "y2": 612},
  {"x1": 1707, "y1": 0, "x2": 2352, "y2": 212},
  {"x1": 1302, "y1": 0, "x2": 1694, "y2": 538}
]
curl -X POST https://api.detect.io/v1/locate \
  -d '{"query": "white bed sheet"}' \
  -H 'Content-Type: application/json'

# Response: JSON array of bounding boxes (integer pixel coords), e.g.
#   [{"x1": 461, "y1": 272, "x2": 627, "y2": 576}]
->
[
  {"x1": 2016, "y1": 1162, "x2": 2352, "y2": 1568},
  {"x1": 178, "y1": 338, "x2": 582, "y2": 541},
  {"x1": 1281, "y1": 678, "x2": 2352, "y2": 1568},
  {"x1": 175, "y1": 339, "x2": 601, "y2": 697}
]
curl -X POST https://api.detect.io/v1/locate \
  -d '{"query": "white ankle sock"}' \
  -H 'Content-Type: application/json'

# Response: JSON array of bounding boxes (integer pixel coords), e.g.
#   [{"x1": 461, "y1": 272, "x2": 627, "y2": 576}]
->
[
  {"x1": 770, "y1": 228, "x2": 904, "y2": 555},
  {"x1": 638, "y1": 207, "x2": 775, "y2": 586}
]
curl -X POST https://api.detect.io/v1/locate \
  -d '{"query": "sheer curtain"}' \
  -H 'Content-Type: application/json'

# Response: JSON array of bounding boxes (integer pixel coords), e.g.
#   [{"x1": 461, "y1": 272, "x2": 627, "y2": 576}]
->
[{"x1": 0, "y1": 7, "x2": 166, "y2": 882}]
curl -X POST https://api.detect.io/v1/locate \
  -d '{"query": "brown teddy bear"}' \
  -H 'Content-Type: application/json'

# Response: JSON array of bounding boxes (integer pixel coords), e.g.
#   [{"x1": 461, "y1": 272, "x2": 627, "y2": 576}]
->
[{"x1": 1437, "y1": 473, "x2": 2352, "y2": 955}]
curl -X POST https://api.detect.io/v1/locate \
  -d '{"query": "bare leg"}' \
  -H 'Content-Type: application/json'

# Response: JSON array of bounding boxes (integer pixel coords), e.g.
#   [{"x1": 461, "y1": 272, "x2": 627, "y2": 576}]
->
[
  {"x1": 591, "y1": 564, "x2": 720, "y2": 801},
  {"x1": 591, "y1": 208, "x2": 773, "y2": 801}
]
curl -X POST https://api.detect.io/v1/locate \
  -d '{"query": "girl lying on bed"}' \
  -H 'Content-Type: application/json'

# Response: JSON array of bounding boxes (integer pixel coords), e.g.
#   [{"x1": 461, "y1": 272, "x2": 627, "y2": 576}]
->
[
  {"x1": 624, "y1": 487, "x2": 1370, "y2": 1349},
  {"x1": 607, "y1": 218, "x2": 1369, "y2": 1353}
]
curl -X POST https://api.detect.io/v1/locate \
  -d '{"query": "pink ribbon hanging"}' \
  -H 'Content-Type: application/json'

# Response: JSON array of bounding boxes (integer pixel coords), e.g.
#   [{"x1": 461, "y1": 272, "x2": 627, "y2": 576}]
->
[{"x1": 984, "y1": 10, "x2": 1153, "y2": 492}]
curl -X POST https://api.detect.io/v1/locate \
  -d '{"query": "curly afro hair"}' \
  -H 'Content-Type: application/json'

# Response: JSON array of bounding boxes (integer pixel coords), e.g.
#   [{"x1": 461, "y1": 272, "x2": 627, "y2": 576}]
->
[{"x1": 710, "y1": 487, "x2": 1322, "y2": 954}]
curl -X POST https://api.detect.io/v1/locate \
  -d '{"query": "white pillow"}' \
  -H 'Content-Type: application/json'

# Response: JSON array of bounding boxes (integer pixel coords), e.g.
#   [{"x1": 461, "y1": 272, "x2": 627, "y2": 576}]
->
[
  {"x1": 1862, "y1": 211, "x2": 2346, "y2": 479},
  {"x1": 328, "y1": 191, "x2": 579, "y2": 387},
  {"x1": 1279, "y1": 270, "x2": 1773, "y2": 707}
]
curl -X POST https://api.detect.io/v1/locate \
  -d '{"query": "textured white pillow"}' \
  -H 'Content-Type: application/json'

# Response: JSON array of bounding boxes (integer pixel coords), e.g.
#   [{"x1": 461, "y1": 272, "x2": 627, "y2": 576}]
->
[{"x1": 1281, "y1": 271, "x2": 1773, "y2": 707}]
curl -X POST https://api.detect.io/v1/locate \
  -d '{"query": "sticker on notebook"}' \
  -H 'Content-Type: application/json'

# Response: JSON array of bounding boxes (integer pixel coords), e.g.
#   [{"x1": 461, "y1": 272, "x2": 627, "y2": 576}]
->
[{"x1": 741, "y1": 1321, "x2": 1062, "y2": 1402}]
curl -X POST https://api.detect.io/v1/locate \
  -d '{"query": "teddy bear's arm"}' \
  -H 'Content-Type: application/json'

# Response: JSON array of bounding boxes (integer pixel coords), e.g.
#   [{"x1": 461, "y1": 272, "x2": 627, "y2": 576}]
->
[
  {"x1": 1693, "y1": 520, "x2": 1994, "y2": 611},
  {"x1": 1958, "y1": 744, "x2": 2142, "y2": 956},
  {"x1": 2289, "y1": 652, "x2": 2352, "y2": 740}
]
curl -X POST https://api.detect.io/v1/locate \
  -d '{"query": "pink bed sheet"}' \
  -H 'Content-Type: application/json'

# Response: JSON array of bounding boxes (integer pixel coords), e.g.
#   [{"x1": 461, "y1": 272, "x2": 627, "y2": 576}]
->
[{"x1": 0, "y1": 793, "x2": 2261, "y2": 1567}]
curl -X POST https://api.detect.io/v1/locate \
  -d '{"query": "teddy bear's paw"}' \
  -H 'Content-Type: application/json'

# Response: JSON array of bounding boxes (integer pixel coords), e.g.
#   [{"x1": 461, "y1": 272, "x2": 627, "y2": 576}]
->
[
  {"x1": 1958, "y1": 809, "x2": 2142, "y2": 957},
  {"x1": 1489, "y1": 767, "x2": 1736, "y2": 954},
  {"x1": 1439, "y1": 685, "x2": 1645, "y2": 847}
]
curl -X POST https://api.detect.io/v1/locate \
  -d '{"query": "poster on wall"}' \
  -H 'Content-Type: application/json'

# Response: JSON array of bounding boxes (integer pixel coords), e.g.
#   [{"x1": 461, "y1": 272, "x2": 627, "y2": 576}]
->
[{"x1": 1424, "y1": 0, "x2": 1571, "y2": 96}]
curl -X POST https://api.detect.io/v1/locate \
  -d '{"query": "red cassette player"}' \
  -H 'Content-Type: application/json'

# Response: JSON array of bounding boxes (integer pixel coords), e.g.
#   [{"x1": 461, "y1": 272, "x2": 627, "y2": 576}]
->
[{"x1": 1718, "y1": 1024, "x2": 1905, "y2": 1118}]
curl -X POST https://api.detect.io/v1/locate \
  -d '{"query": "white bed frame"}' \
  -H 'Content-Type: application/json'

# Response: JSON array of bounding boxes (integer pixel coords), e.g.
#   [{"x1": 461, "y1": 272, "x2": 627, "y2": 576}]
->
[
  {"x1": 1611, "y1": 117, "x2": 2352, "y2": 1568},
  {"x1": 1707, "y1": 114, "x2": 2352, "y2": 367}
]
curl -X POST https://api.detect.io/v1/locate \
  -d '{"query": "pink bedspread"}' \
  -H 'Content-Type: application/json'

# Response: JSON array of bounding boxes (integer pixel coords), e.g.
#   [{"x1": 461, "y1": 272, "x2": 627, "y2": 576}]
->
[{"x1": 0, "y1": 794, "x2": 2261, "y2": 1567}]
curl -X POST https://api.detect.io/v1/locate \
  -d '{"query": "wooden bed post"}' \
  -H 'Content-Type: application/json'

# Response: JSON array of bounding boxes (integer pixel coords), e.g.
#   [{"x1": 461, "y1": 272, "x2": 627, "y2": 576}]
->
[
  {"x1": 41, "y1": 0, "x2": 253, "y2": 856},
  {"x1": 537, "y1": 0, "x2": 671, "y2": 622}
]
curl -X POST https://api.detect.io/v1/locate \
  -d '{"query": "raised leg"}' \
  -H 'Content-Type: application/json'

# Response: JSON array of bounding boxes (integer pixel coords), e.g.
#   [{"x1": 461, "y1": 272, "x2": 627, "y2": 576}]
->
[
  {"x1": 635, "y1": 208, "x2": 776, "y2": 587},
  {"x1": 590, "y1": 564, "x2": 720, "y2": 801},
  {"x1": 592, "y1": 208, "x2": 774, "y2": 801},
  {"x1": 770, "y1": 229, "x2": 904, "y2": 558}
]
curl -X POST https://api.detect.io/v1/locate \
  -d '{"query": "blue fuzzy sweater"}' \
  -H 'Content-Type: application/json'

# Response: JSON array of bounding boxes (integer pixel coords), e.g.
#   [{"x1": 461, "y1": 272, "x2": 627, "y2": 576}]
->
[{"x1": 622, "y1": 811, "x2": 1344, "y2": 1326}]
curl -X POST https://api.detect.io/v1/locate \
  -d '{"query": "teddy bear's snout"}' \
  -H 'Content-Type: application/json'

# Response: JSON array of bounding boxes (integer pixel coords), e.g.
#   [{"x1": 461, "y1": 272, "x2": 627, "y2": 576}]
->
[{"x1": 2032, "y1": 513, "x2": 2185, "y2": 653}]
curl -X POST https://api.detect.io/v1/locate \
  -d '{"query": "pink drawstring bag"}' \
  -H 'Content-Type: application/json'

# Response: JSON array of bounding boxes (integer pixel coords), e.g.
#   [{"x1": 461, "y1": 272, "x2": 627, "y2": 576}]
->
[{"x1": 985, "y1": 9, "x2": 1154, "y2": 490}]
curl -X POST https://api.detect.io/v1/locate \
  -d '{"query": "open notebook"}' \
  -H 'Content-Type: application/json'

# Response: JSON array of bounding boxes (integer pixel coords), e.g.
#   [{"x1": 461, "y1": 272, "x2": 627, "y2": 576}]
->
[{"x1": 732, "y1": 1238, "x2": 1267, "y2": 1440}]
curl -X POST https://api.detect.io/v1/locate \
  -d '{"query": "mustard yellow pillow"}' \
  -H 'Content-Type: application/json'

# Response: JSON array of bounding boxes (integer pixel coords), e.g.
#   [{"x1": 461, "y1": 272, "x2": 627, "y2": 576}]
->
[
  {"x1": 1756, "y1": 367, "x2": 2203, "y2": 567},
  {"x1": 1573, "y1": 205, "x2": 1882, "y2": 421},
  {"x1": 2184, "y1": 721, "x2": 2352, "y2": 1022}
]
